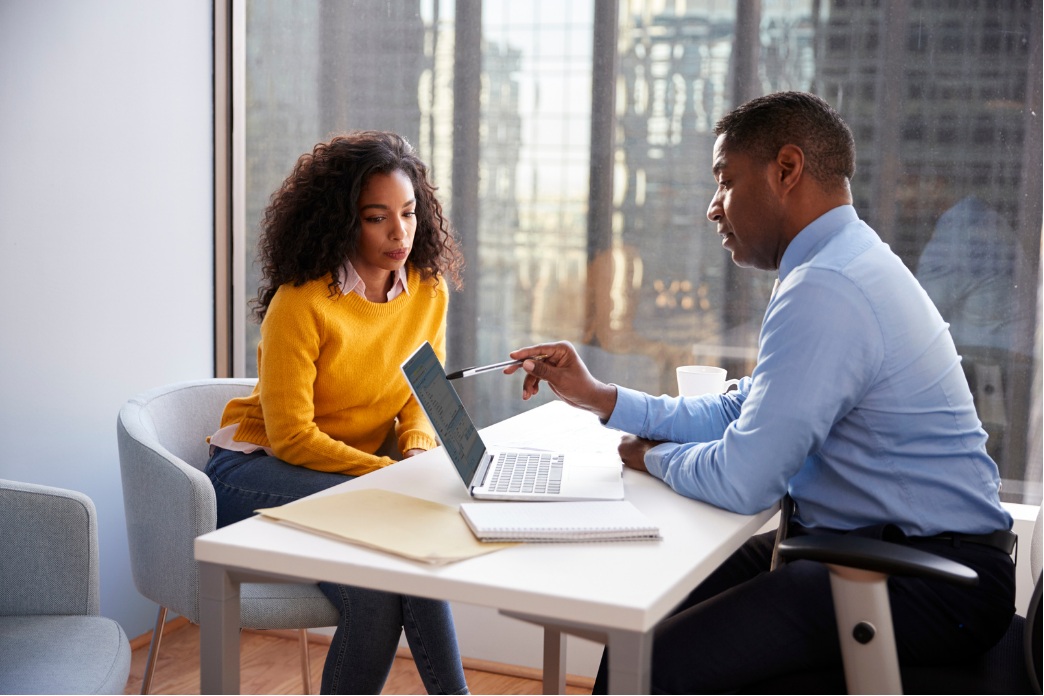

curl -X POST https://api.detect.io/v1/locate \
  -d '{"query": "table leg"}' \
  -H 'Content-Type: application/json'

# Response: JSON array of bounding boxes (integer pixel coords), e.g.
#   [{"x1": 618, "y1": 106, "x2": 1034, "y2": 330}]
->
[
  {"x1": 500, "y1": 610, "x2": 652, "y2": 694},
  {"x1": 542, "y1": 627, "x2": 567, "y2": 694},
  {"x1": 199, "y1": 562, "x2": 241, "y2": 694},
  {"x1": 606, "y1": 628, "x2": 652, "y2": 694}
]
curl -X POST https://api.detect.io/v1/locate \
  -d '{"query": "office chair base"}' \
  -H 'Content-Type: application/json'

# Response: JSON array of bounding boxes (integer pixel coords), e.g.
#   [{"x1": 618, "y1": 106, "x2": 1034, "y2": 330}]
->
[{"x1": 827, "y1": 564, "x2": 903, "y2": 695}]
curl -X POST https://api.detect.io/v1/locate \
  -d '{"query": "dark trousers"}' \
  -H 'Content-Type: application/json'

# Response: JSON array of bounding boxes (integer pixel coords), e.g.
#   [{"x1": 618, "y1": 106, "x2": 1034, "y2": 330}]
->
[{"x1": 592, "y1": 527, "x2": 1015, "y2": 694}]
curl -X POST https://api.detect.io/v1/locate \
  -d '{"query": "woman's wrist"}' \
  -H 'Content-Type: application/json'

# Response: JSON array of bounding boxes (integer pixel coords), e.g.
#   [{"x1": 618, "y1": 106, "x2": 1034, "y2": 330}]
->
[{"x1": 399, "y1": 431, "x2": 438, "y2": 454}]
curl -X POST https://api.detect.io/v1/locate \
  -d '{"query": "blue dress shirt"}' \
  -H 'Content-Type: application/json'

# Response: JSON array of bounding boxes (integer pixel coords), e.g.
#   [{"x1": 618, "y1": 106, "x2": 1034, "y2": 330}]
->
[{"x1": 607, "y1": 205, "x2": 1012, "y2": 536}]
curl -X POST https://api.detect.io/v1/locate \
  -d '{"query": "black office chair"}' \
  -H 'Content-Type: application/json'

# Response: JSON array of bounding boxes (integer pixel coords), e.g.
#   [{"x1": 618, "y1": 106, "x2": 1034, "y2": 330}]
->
[{"x1": 744, "y1": 506, "x2": 1041, "y2": 695}]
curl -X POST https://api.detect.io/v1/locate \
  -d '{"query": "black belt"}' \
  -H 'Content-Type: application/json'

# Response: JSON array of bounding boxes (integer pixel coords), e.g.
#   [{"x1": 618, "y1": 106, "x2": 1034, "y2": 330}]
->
[{"x1": 912, "y1": 529, "x2": 1017, "y2": 556}]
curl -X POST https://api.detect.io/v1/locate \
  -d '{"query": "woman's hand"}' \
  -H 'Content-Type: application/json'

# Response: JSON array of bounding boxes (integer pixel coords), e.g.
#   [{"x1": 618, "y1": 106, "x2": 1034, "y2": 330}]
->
[{"x1": 403, "y1": 449, "x2": 426, "y2": 459}]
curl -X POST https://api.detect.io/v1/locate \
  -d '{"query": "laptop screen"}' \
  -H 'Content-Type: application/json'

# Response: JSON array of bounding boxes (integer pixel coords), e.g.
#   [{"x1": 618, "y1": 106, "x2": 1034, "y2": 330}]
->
[{"x1": 401, "y1": 342, "x2": 486, "y2": 486}]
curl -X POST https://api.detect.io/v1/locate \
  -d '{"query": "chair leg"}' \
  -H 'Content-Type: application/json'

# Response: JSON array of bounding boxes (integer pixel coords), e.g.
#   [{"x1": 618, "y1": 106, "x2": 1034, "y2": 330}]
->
[
  {"x1": 299, "y1": 628, "x2": 312, "y2": 694},
  {"x1": 141, "y1": 605, "x2": 168, "y2": 695}
]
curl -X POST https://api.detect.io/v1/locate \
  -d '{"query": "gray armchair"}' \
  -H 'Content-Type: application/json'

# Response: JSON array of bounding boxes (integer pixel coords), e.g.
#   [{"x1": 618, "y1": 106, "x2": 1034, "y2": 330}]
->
[
  {"x1": 0, "y1": 479, "x2": 132, "y2": 695},
  {"x1": 116, "y1": 379, "x2": 338, "y2": 694}
]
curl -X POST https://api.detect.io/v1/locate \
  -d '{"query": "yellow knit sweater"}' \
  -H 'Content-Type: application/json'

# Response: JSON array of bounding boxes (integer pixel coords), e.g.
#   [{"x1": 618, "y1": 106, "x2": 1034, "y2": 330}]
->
[{"x1": 218, "y1": 267, "x2": 446, "y2": 475}]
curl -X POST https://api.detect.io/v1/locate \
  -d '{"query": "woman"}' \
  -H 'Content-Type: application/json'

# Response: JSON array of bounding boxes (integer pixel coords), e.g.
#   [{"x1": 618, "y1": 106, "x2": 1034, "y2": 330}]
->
[{"x1": 204, "y1": 131, "x2": 468, "y2": 695}]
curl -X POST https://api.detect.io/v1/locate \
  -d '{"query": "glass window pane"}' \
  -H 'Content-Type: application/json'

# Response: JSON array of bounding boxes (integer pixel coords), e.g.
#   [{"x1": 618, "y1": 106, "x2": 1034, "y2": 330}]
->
[
  {"x1": 816, "y1": 0, "x2": 1041, "y2": 503},
  {"x1": 240, "y1": 0, "x2": 1041, "y2": 504}
]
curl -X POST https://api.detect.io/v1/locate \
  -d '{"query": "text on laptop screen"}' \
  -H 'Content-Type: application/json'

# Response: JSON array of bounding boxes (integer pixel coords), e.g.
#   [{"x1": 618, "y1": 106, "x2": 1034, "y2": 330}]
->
[{"x1": 402, "y1": 342, "x2": 485, "y2": 485}]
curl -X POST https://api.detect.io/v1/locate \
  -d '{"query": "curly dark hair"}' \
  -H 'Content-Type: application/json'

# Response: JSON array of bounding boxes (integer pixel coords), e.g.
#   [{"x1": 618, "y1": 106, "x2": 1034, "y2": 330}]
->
[{"x1": 252, "y1": 131, "x2": 463, "y2": 321}]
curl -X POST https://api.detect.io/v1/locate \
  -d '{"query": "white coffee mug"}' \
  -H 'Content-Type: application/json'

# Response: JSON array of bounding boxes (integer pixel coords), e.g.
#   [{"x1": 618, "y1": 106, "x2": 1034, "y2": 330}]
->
[{"x1": 676, "y1": 365, "x2": 740, "y2": 397}]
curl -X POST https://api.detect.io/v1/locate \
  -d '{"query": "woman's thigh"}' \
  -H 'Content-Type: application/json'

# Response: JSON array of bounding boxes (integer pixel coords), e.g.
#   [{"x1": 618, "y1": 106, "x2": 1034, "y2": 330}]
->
[{"x1": 205, "y1": 447, "x2": 354, "y2": 528}]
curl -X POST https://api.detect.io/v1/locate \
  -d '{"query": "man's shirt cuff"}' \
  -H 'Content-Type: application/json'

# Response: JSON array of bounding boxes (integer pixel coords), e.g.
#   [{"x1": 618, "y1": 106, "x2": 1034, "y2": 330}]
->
[
  {"x1": 643, "y1": 442, "x2": 678, "y2": 480},
  {"x1": 605, "y1": 385, "x2": 648, "y2": 432}
]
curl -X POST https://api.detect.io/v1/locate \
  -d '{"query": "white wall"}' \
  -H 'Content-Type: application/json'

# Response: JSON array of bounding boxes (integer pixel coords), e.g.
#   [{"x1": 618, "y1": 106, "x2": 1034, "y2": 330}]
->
[{"x1": 0, "y1": 1, "x2": 214, "y2": 639}]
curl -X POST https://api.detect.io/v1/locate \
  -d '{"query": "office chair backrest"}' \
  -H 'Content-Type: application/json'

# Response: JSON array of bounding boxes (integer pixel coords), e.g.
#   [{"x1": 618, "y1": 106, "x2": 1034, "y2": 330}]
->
[
  {"x1": 1028, "y1": 506, "x2": 1042, "y2": 692},
  {"x1": 117, "y1": 379, "x2": 256, "y2": 622}
]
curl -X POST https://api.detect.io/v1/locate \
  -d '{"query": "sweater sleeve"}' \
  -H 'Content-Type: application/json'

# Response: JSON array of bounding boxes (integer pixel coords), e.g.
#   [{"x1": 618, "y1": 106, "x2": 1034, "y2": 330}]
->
[
  {"x1": 394, "y1": 285, "x2": 445, "y2": 453},
  {"x1": 259, "y1": 288, "x2": 395, "y2": 475}
]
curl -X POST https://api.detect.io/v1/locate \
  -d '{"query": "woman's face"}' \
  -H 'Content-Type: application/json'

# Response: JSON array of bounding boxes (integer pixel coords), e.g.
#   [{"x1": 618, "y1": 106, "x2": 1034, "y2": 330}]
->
[{"x1": 354, "y1": 169, "x2": 417, "y2": 278}]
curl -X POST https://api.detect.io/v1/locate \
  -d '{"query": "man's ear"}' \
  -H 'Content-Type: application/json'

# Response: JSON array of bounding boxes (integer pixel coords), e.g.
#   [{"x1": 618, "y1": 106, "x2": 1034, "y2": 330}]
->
[{"x1": 774, "y1": 144, "x2": 805, "y2": 197}]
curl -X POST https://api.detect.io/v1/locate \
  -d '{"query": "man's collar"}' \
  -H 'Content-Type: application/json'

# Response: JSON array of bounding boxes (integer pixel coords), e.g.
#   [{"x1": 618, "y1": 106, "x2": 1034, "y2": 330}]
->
[{"x1": 778, "y1": 205, "x2": 859, "y2": 282}]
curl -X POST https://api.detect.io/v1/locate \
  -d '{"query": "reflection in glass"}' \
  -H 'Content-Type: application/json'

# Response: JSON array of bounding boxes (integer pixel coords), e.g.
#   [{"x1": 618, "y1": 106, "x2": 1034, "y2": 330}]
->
[
  {"x1": 241, "y1": 0, "x2": 1041, "y2": 503},
  {"x1": 816, "y1": 0, "x2": 1041, "y2": 501}
]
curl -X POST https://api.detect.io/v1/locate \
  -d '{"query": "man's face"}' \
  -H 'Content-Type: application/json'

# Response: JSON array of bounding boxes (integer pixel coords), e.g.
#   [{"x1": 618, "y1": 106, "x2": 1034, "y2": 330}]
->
[{"x1": 706, "y1": 134, "x2": 786, "y2": 270}]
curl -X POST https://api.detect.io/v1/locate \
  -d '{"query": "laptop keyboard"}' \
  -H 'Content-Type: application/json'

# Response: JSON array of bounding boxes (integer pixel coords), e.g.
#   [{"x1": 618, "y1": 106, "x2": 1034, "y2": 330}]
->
[{"x1": 487, "y1": 452, "x2": 564, "y2": 495}]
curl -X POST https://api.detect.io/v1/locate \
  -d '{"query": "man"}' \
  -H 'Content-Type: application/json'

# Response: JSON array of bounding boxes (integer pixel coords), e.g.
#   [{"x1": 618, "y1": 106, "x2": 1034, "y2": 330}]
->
[{"x1": 505, "y1": 92, "x2": 1015, "y2": 693}]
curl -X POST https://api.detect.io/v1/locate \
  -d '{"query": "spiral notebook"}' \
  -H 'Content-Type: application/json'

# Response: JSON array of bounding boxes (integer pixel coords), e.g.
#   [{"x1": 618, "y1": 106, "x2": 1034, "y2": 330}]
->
[{"x1": 459, "y1": 500, "x2": 661, "y2": 542}]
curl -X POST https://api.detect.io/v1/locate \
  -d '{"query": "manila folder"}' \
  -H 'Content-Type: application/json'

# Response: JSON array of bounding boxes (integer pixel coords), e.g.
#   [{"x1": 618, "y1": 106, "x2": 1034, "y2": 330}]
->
[{"x1": 256, "y1": 489, "x2": 516, "y2": 565}]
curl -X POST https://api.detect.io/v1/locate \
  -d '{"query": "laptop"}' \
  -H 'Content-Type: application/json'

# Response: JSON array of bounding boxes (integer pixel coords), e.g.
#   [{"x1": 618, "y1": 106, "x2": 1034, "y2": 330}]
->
[{"x1": 400, "y1": 341, "x2": 625, "y2": 501}]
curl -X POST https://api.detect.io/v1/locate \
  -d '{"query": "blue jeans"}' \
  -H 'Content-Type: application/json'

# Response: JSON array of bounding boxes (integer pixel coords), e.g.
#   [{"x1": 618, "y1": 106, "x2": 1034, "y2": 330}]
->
[{"x1": 205, "y1": 447, "x2": 469, "y2": 695}]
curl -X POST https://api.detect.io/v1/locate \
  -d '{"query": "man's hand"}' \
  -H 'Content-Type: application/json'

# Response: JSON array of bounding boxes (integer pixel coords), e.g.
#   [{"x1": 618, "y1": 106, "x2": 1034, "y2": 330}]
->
[
  {"x1": 403, "y1": 449, "x2": 425, "y2": 459},
  {"x1": 503, "y1": 341, "x2": 618, "y2": 421},
  {"x1": 618, "y1": 435, "x2": 664, "y2": 473}
]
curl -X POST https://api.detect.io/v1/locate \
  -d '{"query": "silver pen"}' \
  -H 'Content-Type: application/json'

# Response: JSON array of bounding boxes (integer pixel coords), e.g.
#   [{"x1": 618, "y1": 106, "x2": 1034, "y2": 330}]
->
[{"x1": 446, "y1": 355, "x2": 548, "y2": 380}]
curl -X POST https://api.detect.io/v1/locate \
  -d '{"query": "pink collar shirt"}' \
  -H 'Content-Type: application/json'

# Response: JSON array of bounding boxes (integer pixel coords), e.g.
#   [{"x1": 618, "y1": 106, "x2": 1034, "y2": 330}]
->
[{"x1": 339, "y1": 261, "x2": 410, "y2": 301}]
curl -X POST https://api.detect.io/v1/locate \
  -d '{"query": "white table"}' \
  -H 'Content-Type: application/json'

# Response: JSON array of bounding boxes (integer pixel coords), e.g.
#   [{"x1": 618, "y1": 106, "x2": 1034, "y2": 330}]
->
[{"x1": 194, "y1": 401, "x2": 775, "y2": 694}]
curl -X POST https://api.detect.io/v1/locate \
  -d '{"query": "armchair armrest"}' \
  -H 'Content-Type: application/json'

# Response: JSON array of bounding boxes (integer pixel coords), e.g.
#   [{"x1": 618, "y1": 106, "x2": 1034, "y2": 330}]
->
[
  {"x1": 117, "y1": 413, "x2": 216, "y2": 623},
  {"x1": 777, "y1": 535, "x2": 979, "y2": 586}
]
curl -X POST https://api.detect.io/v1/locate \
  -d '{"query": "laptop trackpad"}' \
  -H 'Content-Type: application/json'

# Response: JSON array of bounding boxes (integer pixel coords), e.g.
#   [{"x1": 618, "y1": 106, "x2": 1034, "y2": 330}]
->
[{"x1": 566, "y1": 466, "x2": 622, "y2": 483}]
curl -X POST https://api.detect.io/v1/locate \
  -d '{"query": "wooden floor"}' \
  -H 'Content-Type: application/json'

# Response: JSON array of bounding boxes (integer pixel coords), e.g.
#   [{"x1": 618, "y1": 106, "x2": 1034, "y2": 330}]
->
[{"x1": 123, "y1": 621, "x2": 593, "y2": 695}]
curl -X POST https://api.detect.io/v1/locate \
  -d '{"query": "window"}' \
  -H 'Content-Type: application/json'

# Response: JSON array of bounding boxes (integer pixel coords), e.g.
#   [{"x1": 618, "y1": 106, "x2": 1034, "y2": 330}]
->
[{"x1": 231, "y1": 0, "x2": 1042, "y2": 504}]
